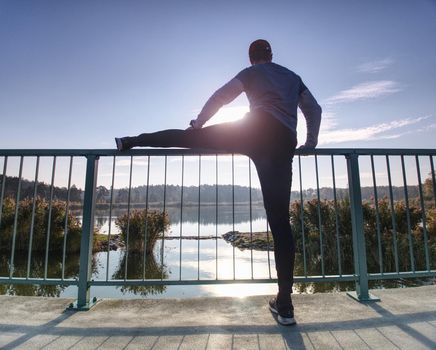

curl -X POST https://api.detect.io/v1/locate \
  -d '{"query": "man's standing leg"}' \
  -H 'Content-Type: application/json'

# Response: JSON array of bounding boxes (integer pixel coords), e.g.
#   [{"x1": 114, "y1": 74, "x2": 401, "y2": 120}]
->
[{"x1": 254, "y1": 156, "x2": 296, "y2": 320}]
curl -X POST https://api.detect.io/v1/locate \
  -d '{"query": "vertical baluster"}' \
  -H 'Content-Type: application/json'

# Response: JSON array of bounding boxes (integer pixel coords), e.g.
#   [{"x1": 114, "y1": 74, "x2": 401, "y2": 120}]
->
[
  {"x1": 232, "y1": 154, "x2": 235, "y2": 280},
  {"x1": 315, "y1": 155, "x2": 325, "y2": 276},
  {"x1": 386, "y1": 155, "x2": 399, "y2": 273},
  {"x1": 106, "y1": 156, "x2": 116, "y2": 281},
  {"x1": 124, "y1": 156, "x2": 133, "y2": 281},
  {"x1": 371, "y1": 155, "x2": 383, "y2": 275},
  {"x1": 401, "y1": 155, "x2": 415, "y2": 272},
  {"x1": 430, "y1": 156, "x2": 436, "y2": 209},
  {"x1": 61, "y1": 156, "x2": 73, "y2": 280},
  {"x1": 431, "y1": 155, "x2": 436, "y2": 271},
  {"x1": 161, "y1": 155, "x2": 167, "y2": 280},
  {"x1": 266, "y1": 221, "x2": 271, "y2": 279},
  {"x1": 142, "y1": 155, "x2": 151, "y2": 280},
  {"x1": 416, "y1": 155, "x2": 430, "y2": 271},
  {"x1": 331, "y1": 155, "x2": 342, "y2": 276},
  {"x1": 44, "y1": 156, "x2": 57, "y2": 279},
  {"x1": 179, "y1": 155, "x2": 184, "y2": 281},
  {"x1": 298, "y1": 155, "x2": 307, "y2": 277},
  {"x1": 249, "y1": 158, "x2": 253, "y2": 280},
  {"x1": 346, "y1": 153, "x2": 377, "y2": 301},
  {"x1": 197, "y1": 155, "x2": 201, "y2": 280},
  {"x1": 27, "y1": 156, "x2": 39, "y2": 279},
  {"x1": 215, "y1": 154, "x2": 219, "y2": 280},
  {"x1": 10, "y1": 156, "x2": 23, "y2": 278},
  {"x1": 0, "y1": 157, "x2": 7, "y2": 233},
  {"x1": 76, "y1": 155, "x2": 98, "y2": 309}
]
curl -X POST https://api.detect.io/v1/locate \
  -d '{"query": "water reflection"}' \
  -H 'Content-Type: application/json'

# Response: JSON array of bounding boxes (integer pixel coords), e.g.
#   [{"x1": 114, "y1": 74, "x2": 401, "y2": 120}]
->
[
  {"x1": 0, "y1": 250, "x2": 82, "y2": 297},
  {"x1": 112, "y1": 251, "x2": 167, "y2": 296},
  {"x1": 0, "y1": 247, "x2": 168, "y2": 297},
  {"x1": 74, "y1": 204, "x2": 268, "y2": 226},
  {"x1": 1, "y1": 243, "x2": 431, "y2": 298}
]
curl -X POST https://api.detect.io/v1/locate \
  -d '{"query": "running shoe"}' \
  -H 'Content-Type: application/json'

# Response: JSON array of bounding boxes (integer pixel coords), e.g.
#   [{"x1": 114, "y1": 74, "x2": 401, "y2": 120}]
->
[
  {"x1": 115, "y1": 137, "x2": 130, "y2": 151},
  {"x1": 269, "y1": 298, "x2": 296, "y2": 326}
]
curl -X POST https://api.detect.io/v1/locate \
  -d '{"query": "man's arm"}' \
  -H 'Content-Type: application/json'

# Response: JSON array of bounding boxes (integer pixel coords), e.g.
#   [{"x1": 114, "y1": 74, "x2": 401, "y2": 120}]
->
[
  {"x1": 298, "y1": 87, "x2": 322, "y2": 148},
  {"x1": 190, "y1": 78, "x2": 244, "y2": 129}
]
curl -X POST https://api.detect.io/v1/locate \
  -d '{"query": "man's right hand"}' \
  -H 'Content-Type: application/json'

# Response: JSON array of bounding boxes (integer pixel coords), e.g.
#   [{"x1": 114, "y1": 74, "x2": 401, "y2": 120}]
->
[
  {"x1": 189, "y1": 119, "x2": 202, "y2": 130},
  {"x1": 298, "y1": 144, "x2": 315, "y2": 150},
  {"x1": 298, "y1": 144, "x2": 316, "y2": 155}
]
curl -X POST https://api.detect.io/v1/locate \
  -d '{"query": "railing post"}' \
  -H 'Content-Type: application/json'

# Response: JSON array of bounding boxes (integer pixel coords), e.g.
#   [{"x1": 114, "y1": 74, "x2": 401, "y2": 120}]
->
[
  {"x1": 70, "y1": 155, "x2": 99, "y2": 310},
  {"x1": 346, "y1": 153, "x2": 379, "y2": 302}
]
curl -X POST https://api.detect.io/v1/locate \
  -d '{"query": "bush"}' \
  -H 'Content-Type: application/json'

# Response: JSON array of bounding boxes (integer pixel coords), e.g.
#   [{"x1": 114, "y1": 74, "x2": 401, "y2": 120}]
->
[
  {"x1": 0, "y1": 197, "x2": 98, "y2": 253},
  {"x1": 290, "y1": 197, "x2": 436, "y2": 276},
  {"x1": 115, "y1": 209, "x2": 169, "y2": 253}
]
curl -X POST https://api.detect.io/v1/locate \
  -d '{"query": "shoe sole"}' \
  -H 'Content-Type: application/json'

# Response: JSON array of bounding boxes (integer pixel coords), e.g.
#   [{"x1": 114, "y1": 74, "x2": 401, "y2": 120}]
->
[{"x1": 269, "y1": 305, "x2": 296, "y2": 326}]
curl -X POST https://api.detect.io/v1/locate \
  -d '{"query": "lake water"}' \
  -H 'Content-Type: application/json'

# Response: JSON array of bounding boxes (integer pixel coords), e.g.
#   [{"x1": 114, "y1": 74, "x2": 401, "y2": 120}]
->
[
  {"x1": 1, "y1": 204, "x2": 284, "y2": 299},
  {"x1": 82, "y1": 204, "x2": 280, "y2": 299},
  {"x1": 2, "y1": 204, "x2": 431, "y2": 299}
]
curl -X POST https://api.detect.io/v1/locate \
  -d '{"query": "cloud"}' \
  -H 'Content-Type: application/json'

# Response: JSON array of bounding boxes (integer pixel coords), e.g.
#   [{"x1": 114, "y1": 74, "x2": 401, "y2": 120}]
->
[
  {"x1": 318, "y1": 116, "x2": 429, "y2": 145},
  {"x1": 415, "y1": 123, "x2": 436, "y2": 133},
  {"x1": 357, "y1": 58, "x2": 394, "y2": 73},
  {"x1": 325, "y1": 80, "x2": 402, "y2": 104},
  {"x1": 373, "y1": 120, "x2": 436, "y2": 140}
]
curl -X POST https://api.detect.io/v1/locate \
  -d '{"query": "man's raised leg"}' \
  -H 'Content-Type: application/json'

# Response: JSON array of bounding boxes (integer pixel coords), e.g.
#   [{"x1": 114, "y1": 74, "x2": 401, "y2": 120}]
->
[{"x1": 117, "y1": 119, "x2": 252, "y2": 153}]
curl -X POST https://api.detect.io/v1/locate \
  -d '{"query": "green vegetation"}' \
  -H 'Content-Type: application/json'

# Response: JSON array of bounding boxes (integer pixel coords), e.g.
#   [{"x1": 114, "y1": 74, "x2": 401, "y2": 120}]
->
[
  {"x1": 0, "y1": 201, "x2": 170, "y2": 297},
  {"x1": 225, "y1": 198, "x2": 436, "y2": 276},
  {"x1": 0, "y1": 197, "x2": 94, "y2": 253},
  {"x1": 113, "y1": 209, "x2": 170, "y2": 296},
  {"x1": 0, "y1": 196, "x2": 170, "y2": 255},
  {"x1": 292, "y1": 198, "x2": 436, "y2": 275},
  {"x1": 93, "y1": 233, "x2": 110, "y2": 251},
  {"x1": 115, "y1": 209, "x2": 170, "y2": 254}
]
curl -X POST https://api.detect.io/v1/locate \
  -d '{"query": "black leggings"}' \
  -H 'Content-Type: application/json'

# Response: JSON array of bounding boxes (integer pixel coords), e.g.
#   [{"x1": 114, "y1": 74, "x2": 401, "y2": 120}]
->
[{"x1": 126, "y1": 113, "x2": 297, "y2": 308}]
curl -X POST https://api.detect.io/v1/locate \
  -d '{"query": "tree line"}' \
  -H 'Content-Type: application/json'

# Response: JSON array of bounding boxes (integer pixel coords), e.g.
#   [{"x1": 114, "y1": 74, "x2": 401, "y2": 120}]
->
[{"x1": 1, "y1": 173, "x2": 434, "y2": 205}]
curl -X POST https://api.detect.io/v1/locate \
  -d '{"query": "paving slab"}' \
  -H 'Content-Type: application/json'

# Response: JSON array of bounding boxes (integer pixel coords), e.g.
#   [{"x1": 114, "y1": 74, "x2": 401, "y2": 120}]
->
[{"x1": 0, "y1": 285, "x2": 435, "y2": 349}]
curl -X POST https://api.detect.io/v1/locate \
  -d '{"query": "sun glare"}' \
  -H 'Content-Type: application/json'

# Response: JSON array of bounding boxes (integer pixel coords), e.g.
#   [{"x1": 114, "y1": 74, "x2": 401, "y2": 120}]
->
[
  {"x1": 204, "y1": 106, "x2": 249, "y2": 126},
  {"x1": 201, "y1": 283, "x2": 277, "y2": 299}
]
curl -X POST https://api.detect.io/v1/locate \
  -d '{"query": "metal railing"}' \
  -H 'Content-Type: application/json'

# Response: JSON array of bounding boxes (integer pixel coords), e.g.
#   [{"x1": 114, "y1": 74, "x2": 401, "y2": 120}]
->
[{"x1": 0, "y1": 148, "x2": 435, "y2": 309}]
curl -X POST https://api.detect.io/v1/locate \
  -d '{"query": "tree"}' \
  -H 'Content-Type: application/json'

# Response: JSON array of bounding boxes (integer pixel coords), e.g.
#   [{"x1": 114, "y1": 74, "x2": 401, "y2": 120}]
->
[
  {"x1": 423, "y1": 172, "x2": 435, "y2": 203},
  {"x1": 96, "y1": 186, "x2": 109, "y2": 203}
]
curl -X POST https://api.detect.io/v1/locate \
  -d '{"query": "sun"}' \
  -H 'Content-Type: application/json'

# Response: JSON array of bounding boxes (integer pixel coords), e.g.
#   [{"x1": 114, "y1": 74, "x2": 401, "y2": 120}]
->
[{"x1": 204, "y1": 106, "x2": 250, "y2": 126}]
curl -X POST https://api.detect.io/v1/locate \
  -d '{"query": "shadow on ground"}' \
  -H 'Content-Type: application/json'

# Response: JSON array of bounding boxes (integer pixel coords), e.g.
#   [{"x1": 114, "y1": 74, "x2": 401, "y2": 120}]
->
[{"x1": 1, "y1": 286, "x2": 436, "y2": 349}]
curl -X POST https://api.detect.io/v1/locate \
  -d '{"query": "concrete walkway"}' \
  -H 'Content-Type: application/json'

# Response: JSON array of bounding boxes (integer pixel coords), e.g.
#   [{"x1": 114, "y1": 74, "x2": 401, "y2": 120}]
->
[{"x1": 0, "y1": 285, "x2": 435, "y2": 349}]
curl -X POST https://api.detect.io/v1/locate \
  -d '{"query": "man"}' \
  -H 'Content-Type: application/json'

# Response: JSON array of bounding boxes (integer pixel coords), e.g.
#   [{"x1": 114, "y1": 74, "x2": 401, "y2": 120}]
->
[{"x1": 115, "y1": 39, "x2": 321, "y2": 326}]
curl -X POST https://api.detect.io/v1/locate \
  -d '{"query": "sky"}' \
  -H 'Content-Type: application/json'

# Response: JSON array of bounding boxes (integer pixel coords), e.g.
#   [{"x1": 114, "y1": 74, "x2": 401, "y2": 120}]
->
[{"x1": 0, "y1": 0, "x2": 436, "y2": 189}]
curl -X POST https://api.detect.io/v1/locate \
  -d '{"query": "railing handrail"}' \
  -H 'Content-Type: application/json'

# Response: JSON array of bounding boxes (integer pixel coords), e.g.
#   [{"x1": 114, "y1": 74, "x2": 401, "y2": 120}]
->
[{"x1": 1, "y1": 148, "x2": 436, "y2": 157}]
